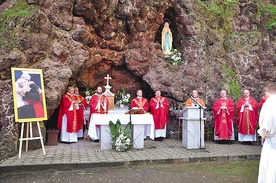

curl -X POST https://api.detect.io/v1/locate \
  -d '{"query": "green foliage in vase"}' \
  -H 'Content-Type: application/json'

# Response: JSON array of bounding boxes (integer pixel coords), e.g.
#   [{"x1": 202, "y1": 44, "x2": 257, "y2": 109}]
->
[{"x1": 109, "y1": 119, "x2": 132, "y2": 152}]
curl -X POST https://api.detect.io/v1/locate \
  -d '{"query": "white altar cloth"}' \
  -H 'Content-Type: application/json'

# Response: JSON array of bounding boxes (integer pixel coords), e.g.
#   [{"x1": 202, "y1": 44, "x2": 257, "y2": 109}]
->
[{"x1": 88, "y1": 114, "x2": 155, "y2": 150}]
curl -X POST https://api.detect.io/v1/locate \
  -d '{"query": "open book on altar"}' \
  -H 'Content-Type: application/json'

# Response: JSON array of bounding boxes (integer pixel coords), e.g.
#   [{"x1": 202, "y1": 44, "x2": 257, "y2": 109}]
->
[{"x1": 125, "y1": 107, "x2": 145, "y2": 114}]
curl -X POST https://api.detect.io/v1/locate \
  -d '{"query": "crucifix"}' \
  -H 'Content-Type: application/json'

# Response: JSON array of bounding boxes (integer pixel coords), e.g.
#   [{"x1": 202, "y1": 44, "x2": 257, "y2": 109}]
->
[
  {"x1": 103, "y1": 74, "x2": 114, "y2": 110},
  {"x1": 104, "y1": 74, "x2": 112, "y2": 87}
]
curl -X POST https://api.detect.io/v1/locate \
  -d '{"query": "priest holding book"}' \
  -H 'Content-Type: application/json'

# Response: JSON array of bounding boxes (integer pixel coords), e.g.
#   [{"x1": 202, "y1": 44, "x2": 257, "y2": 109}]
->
[{"x1": 130, "y1": 89, "x2": 149, "y2": 139}]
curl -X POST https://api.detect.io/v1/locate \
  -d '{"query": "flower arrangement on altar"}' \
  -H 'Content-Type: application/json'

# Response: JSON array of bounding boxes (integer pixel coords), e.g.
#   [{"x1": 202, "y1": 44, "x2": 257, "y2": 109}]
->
[
  {"x1": 166, "y1": 48, "x2": 182, "y2": 66},
  {"x1": 115, "y1": 87, "x2": 131, "y2": 107},
  {"x1": 109, "y1": 119, "x2": 132, "y2": 152}
]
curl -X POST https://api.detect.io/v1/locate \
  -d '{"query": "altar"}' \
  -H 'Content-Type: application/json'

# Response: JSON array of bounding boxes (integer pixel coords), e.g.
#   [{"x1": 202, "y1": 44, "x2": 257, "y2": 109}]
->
[{"x1": 87, "y1": 113, "x2": 154, "y2": 150}]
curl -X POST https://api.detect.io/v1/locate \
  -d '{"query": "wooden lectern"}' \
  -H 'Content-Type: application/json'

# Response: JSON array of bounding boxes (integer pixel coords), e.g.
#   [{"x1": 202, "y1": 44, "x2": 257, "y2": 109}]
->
[{"x1": 182, "y1": 107, "x2": 206, "y2": 149}]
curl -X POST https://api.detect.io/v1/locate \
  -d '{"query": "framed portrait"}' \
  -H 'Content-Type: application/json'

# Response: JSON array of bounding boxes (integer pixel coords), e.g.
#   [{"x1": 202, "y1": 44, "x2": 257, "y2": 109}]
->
[{"x1": 11, "y1": 68, "x2": 48, "y2": 122}]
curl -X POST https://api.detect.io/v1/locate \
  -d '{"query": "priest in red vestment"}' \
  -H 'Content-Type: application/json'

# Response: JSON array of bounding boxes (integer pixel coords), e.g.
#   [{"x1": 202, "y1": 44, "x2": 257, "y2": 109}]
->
[
  {"x1": 74, "y1": 86, "x2": 88, "y2": 139},
  {"x1": 150, "y1": 90, "x2": 169, "y2": 141},
  {"x1": 212, "y1": 90, "x2": 235, "y2": 143},
  {"x1": 89, "y1": 86, "x2": 109, "y2": 141},
  {"x1": 184, "y1": 90, "x2": 205, "y2": 108},
  {"x1": 130, "y1": 89, "x2": 149, "y2": 113},
  {"x1": 236, "y1": 89, "x2": 258, "y2": 145},
  {"x1": 130, "y1": 89, "x2": 149, "y2": 139},
  {"x1": 57, "y1": 86, "x2": 79, "y2": 143}
]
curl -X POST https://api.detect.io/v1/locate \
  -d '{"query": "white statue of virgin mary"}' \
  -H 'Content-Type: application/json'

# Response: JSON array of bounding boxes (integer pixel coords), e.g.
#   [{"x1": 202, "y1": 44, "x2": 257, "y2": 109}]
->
[{"x1": 161, "y1": 19, "x2": 173, "y2": 57}]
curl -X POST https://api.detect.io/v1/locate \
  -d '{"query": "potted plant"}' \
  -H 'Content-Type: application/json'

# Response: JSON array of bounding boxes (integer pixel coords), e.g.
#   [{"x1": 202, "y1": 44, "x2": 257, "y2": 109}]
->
[
  {"x1": 45, "y1": 109, "x2": 59, "y2": 145},
  {"x1": 109, "y1": 119, "x2": 132, "y2": 152}
]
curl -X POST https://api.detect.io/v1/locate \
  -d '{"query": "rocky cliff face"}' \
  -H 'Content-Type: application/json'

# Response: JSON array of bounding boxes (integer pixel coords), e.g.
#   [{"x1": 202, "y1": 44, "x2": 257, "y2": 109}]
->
[{"x1": 0, "y1": 0, "x2": 275, "y2": 159}]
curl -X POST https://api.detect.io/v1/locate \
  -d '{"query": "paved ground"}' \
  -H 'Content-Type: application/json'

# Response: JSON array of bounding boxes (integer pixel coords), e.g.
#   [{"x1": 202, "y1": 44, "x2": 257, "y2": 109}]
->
[{"x1": 0, "y1": 139, "x2": 262, "y2": 173}]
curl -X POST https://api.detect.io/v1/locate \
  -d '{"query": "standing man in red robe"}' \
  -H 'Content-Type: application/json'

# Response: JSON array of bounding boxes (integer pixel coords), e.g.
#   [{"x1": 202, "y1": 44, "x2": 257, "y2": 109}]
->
[
  {"x1": 130, "y1": 89, "x2": 149, "y2": 113},
  {"x1": 74, "y1": 86, "x2": 88, "y2": 140},
  {"x1": 57, "y1": 86, "x2": 79, "y2": 143},
  {"x1": 130, "y1": 89, "x2": 149, "y2": 139},
  {"x1": 89, "y1": 86, "x2": 109, "y2": 141},
  {"x1": 236, "y1": 89, "x2": 259, "y2": 145},
  {"x1": 212, "y1": 90, "x2": 235, "y2": 144},
  {"x1": 150, "y1": 90, "x2": 169, "y2": 141}
]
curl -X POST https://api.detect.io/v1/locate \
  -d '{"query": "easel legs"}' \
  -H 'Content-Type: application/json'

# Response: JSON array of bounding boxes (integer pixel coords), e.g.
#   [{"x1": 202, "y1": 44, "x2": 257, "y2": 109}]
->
[
  {"x1": 37, "y1": 121, "x2": 46, "y2": 156},
  {"x1": 18, "y1": 123, "x2": 24, "y2": 158},
  {"x1": 18, "y1": 122, "x2": 46, "y2": 158}
]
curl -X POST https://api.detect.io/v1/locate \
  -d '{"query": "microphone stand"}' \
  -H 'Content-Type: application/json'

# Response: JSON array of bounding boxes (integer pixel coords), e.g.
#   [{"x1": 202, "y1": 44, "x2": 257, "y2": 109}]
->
[
  {"x1": 128, "y1": 106, "x2": 132, "y2": 129},
  {"x1": 188, "y1": 95, "x2": 206, "y2": 150}
]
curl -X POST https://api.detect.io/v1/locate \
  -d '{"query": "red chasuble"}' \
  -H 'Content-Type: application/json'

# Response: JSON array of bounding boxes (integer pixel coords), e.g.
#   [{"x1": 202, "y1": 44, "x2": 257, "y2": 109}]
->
[
  {"x1": 236, "y1": 96, "x2": 258, "y2": 135},
  {"x1": 89, "y1": 94, "x2": 109, "y2": 115},
  {"x1": 57, "y1": 93, "x2": 78, "y2": 133},
  {"x1": 150, "y1": 96, "x2": 169, "y2": 129},
  {"x1": 75, "y1": 94, "x2": 88, "y2": 130},
  {"x1": 89, "y1": 94, "x2": 109, "y2": 128},
  {"x1": 130, "y1": 97, "x2": 149, "y2": 113},
  {"x1": 212, "y1": 98, "x2": 235, "y2": 140}
]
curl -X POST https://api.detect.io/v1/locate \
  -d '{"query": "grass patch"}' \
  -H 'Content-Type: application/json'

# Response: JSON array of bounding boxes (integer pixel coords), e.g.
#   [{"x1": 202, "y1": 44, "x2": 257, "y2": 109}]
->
[
  {"x1": 220, "y1": 65, "x2": 241, "y2": 103},
  {"x1": 256, "y1": 2, "x2": 276, "y2": 31},
  {"x1": 196, "y1": 0, "x2": 239, "y2": 32},
  {"x1": 0, "y1": 1, "x2": 37, "y2": 47}
]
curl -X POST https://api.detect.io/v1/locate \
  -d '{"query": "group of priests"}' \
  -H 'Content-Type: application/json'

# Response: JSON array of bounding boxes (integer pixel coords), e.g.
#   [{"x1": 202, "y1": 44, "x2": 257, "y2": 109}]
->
[
  {"x1": 57, "y1": 86, "x2": 265, "y2": 146},
  {"x1": 57, "y1": 86, "x2": 171, "y2": 143}
]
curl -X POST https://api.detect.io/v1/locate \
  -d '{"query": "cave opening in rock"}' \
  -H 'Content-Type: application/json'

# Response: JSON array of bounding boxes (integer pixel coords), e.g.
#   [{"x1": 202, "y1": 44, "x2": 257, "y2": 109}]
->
[{"x1": 45, "y1": 64, "x2": 155, "y2": 131}]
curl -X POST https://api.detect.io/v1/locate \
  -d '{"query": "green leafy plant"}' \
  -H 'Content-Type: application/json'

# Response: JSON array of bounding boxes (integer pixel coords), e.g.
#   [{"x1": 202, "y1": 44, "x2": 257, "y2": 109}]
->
[
  {"x1": 256, "y1": 3, "x2": 276, "y2": 31},
  {"x1": 166, "y1": 48, "x2": 182, "y2": 66},
  {"x1": 115, "y1": 87, "x2": 131, "y2": 107},
  {"x1": 0, "y1": 1, "x2": 36, "y2": 47},
  {"x1": 221, "y1": 65, "x2": 241, "y2": 103},
  {"x1": 197, "y1": 0, "x2": 239, "y2": 32},
  {"x1": 109, "y1": 119, "x2": 132, "y2": 152}
]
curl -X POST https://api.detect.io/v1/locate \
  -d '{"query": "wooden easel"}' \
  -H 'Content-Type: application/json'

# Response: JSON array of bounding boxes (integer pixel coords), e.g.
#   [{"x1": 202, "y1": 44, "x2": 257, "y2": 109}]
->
[{"x1": 18, "y1": 121, "x2": 46, "y2": 158}]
